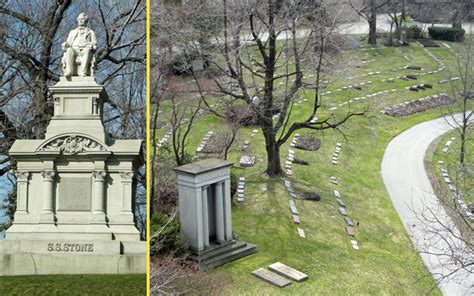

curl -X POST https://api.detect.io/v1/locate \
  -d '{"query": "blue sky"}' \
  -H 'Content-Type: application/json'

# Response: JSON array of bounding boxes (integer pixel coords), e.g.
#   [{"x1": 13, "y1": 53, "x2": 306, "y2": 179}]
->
[{"x1": 0, "y1": 156, "x2": 13, "y2": 240}]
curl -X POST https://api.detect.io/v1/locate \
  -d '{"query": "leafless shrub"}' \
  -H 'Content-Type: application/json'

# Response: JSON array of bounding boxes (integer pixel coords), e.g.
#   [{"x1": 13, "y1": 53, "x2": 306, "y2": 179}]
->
[{"x1": 150, "y1": 255, "x2": 229, "y2": 295}]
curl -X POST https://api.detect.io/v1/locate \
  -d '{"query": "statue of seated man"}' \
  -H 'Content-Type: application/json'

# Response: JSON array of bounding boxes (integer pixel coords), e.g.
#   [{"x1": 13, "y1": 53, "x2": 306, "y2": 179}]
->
[{"x1": 62, "y1": 13, "x2": 97, "y2": 79}]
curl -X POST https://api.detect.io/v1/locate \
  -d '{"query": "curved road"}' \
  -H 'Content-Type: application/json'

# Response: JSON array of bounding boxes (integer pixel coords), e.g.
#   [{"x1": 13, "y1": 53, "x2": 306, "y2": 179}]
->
[{"x1": 382, "y1": 114, "x2": 474, "y2": 295}]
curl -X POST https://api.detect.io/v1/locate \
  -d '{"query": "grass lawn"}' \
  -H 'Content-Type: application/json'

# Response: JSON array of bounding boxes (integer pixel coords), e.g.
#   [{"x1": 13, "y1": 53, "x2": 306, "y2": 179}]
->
[
  {"x1": 429, "y1": 125, "x2": 473, "y2": 222},
  {"x1": 155, "y1": 38, "x2": 468, "y2": 294},
  {"x1": 0, "y1": 274, "x2": 146, "y2": 296}
]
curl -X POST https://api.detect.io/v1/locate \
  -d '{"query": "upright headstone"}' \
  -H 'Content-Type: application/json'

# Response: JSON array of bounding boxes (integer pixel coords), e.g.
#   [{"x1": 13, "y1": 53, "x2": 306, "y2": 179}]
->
[
  {"x1": 0, "y1": 13, "x2": 145, "y2": 275},
  {"x1": 175, "y1": 159, "x2": 256, "y2": 270},
  {"x1": 400, "y1": 30, "x2": 408, "y2": 46}
]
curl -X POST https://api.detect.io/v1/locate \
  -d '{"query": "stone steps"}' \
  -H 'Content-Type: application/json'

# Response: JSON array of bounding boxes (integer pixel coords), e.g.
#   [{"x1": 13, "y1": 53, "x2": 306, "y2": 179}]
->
[{"x1": 193, "y1": 240, "x2": 257, "y2": 271}]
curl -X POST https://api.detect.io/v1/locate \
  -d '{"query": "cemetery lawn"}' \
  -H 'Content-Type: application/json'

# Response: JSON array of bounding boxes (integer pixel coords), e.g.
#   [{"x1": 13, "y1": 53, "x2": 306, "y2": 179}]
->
[
  {"x1": 0, "y1": 274, "x2": 146, "y2": 295},
  {"x1": 430, "y1": 127, "x2": 474, "y2": 208},
  {"x1": 157, "y1": 40, "x2": 469, "y2": 294}
]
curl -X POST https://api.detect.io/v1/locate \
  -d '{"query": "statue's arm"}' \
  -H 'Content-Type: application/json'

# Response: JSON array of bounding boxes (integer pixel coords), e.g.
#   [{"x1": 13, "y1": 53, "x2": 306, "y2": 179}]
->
[
  {"x1": 90, "y1": 30, "x2": 97, "y2": 50},
  {"x1": 62, "y1": 31, "x2": 74, "y2": 51}
]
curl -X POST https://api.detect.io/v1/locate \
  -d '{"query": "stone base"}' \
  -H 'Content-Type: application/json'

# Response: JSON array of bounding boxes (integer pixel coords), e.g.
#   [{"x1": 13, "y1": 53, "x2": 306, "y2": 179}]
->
[
  {"x1": 5, "y1": 223, "x2": 141, "y2": 241},
  {"x1": 191, "y1": 240, "x2": 257, "y2": 271},
  {"x1": 0, "y1": 239, "x2": 145, "y2": 275}
]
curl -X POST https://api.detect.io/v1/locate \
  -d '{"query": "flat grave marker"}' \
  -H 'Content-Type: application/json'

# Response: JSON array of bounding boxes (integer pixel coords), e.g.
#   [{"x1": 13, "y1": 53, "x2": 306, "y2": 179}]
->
[
  {"x1": 240, "y1": 155, "x2": 256, "y2": 167},
  {"x1": 297, "y1": 228, "x2": 306, "y2": 238},
  {"x1": 268, "y1": 262, "x2": 308, "y2": 282},
  {"x1": 252, "y1": 268, "x2": 292, "y2": 288},
  {"x1": 292, "y1": 215, "x2": 300, "y2": 224},
  {"x1": 344, "y1": 217, "x2": 354, "y2": 226},
  {"x1": 290, "y1": 206, "x2": 298, "y2": 215},
  {"x1": 339, "y1": 207, "x2": 347, "y2": 216},
  {"x1": 346, "y1": 226, "x2": 355, "y2": 236},
  {"x1": 336, "y1": 198, "x2": 345, "y2": 207}
]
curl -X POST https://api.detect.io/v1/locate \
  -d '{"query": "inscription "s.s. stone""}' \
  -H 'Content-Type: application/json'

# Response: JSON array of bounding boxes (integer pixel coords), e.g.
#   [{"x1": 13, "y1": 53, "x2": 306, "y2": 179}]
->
[{"x1": 47, "y1": 243, "x2": 94, "y2": 252}]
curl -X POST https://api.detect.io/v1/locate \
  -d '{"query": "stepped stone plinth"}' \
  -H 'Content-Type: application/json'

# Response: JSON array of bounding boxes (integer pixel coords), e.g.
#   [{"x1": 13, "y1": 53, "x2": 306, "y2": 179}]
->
[{"x1": 0, "y1": 13, "x2": 145, "y2": 275}]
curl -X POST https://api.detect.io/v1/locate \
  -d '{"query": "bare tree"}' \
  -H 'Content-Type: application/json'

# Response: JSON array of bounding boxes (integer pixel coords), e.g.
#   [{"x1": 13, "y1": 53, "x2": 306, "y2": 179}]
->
[
  {"x1": 452, "y1": 0, "x2": 472, "y2": 29},
  {"x1": 169, "y1": 88, "x2": 204, "y2": 166},
  {"x1": 349, "y1": 0, "x2": 387, "y2": 44},
  {"x1": 413, "y1": 201, "x2": 473, "y2": 292},
  {"x1": 150, "y1": 254, "x2": 228, "y2": 295},
  {"x1": 198, "y1": 0, "x2": 368, "y2": 176},
  {"x1": 445, "y1": 33, "x2": 474, "y2": 167},
  {"x1": 155, "y1": 0, "x2": 368, "y2": 177},
  {"x1": 385, "y1": 0, "x2": 405, "y2": 41}
]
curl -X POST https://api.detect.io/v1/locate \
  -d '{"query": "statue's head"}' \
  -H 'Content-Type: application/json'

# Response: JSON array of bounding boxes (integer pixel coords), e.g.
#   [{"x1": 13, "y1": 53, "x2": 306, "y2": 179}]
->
[{"x1": 77, "y1": 13, "x2": 89, "y2": 27}]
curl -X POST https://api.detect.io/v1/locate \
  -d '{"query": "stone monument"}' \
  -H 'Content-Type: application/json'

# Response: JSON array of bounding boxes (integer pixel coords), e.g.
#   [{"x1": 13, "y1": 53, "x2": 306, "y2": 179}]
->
[
  {"x1": 0, "y1": 13, "x2": 145, "y2": 275},
  {"x1": 174, "y1": 159, "x2": 256, "y2": 270},
  {"x1": 400, "y1": 30, "x2": 408, "y2": 46}
]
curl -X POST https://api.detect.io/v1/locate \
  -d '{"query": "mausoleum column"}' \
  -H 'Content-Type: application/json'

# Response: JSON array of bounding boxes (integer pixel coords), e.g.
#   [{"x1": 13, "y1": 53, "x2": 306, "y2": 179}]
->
[
  {"x1": 224, "y1": 178, "x2": 233, "y2": 241},
  {"x1": 215, "y1": 181, "x2": 225, "y2": 242},
  {"x1": 202, "y1": 185, "x2": 210, "y2": 248},
  {"x1": 92, "y1": 170, "x2": 106, "y2": 222},
  {"x1": 40, "y1": 170, "x2": 55, "y2": 223},
  {"x1": 120, "y1": 171, "x2": 134, "y2": 214},
  {"x1": 194, "y1": 186, "x2": 204, "y2": 251},
  {"x1": 14, "y1": 171, "x2": 30, "y2": 214}
]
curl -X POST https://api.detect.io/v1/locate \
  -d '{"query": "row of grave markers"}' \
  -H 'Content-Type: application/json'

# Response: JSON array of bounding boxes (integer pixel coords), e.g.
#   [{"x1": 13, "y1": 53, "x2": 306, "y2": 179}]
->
[
  {"x1": 287, "y1": 134, "x2": 300, "y2": 176},
  {"x1": 284, "y1": 179, "x2": 305, "y2": 238},
  {"x1": 236, "y1": 177, "x2": 246, "y2": 202},
  {"x1": 330, "y1": 142, "x2": 360, "y2": 249},
  {"x1": 196, "y1": 131, "x2": 214, "y2": 153},
  {"x1": 438, "y1": 139, "x2": 474, "y2": 222},
  {"x1": 380, "y1": 93, "x2": 454, "y2": 118},
  {"x1": 156, "y1": 129, "x2": 172, "y2": 149},
  {"x1": 327, "y1": 89, "x2": 397, "y2": 111},
  {"x1": 332, "y1": 142, "x2": 342, "y2": 165},
  {"x1": 284, "y1": 46, "x2": 448, "y2": 113},
  {"x1": 235, "y1": 129, "x2": 260, "y2": 203}
]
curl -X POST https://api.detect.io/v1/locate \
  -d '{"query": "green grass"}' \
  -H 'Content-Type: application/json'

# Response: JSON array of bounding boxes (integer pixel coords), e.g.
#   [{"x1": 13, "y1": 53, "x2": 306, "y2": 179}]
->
[
  {"x1": 0, "y1": 274, "x2": 146, "y2": 295},
  {"x1": 431, "y1": 126, "x2": 473, "y2": 206},
  {"x1": 155, "y1": 39, "x2": 470, "y2": 294}
]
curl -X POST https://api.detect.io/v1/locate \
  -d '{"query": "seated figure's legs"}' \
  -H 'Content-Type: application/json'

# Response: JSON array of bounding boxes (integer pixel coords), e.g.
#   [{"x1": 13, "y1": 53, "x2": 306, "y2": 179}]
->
[
  {"x1": 64, "y1": 47, "x2": 77, "y2": 78},
  {"x1": 79, "y1": 48, "x2": 92, "y2": 77}
]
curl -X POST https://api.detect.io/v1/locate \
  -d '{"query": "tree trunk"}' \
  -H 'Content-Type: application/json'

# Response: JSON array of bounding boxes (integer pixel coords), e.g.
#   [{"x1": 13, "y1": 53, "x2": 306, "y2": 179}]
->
[
  {"x1": 368, "y1": 18, "x2": 377, "y2": 45},
  {"x1": 460, "y1": 119, "x2": 467, "y2": 166},
  {"x1": 401, "y1": 2, "x2": 406, "y2": 21},
  {"x1": 33, "y1": 79, "x2": 49, "y2": 138},
  {"x1": 262, "y1": 127, "x2": 283, "y2": 177},
  {"x1": 368, "y1": 0, "x2": 377, "y2": 45},
  {"x1": 453, "y1": 21, "x2": 462, "y2": 29},
  {"x1": 460, "y1": 131, "x2": 465, "y2": 166}
]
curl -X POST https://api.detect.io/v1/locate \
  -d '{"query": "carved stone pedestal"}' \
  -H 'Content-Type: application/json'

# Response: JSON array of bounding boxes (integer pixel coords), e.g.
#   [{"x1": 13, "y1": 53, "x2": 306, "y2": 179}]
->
[{"x1": 1, "y1": 76, "x2": 145, "y2": 275}]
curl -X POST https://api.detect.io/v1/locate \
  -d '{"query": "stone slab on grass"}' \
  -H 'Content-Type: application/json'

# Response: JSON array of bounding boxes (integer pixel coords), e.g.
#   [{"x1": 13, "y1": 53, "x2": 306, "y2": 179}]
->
[
  {"x1": 346, "y1": 226, "x2": 355, "y2": 236},
  {"x1": 297, "y1": 228, "x2": 306, "y2": 238},
  {"x1": 339, "y1": 207, "x2": 347, "y2": 216},
  {"x1": 336, "y1": 198, "x2": 346, "y2": 207},
  {"x1": 268, "y1": 262, "x2": 308, "y2": 282},
  {"x1": 290, "y1": 206, "x2": 298, "y2": 215},
  {"x1": 344, "y1": 217, "x2": 354, "y2": 226},
  {"x1": 252, "y1": 268, "x2": 292, "y2": 288},
  {"x1": 240, "y1": 156, "x2": 256, "y2": 167},
  {"x1": 292, "y1": 215, "x2": 300, "y2": 224}
]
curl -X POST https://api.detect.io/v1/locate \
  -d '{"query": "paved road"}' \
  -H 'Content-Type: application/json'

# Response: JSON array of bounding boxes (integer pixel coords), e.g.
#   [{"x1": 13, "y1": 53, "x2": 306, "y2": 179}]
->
[
  {"x1": 382, "y1": 114, "x2": 474, "y2": 295},
  {"x1": 236, "y1": 15, "x2": 474, "y2": 42}
]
